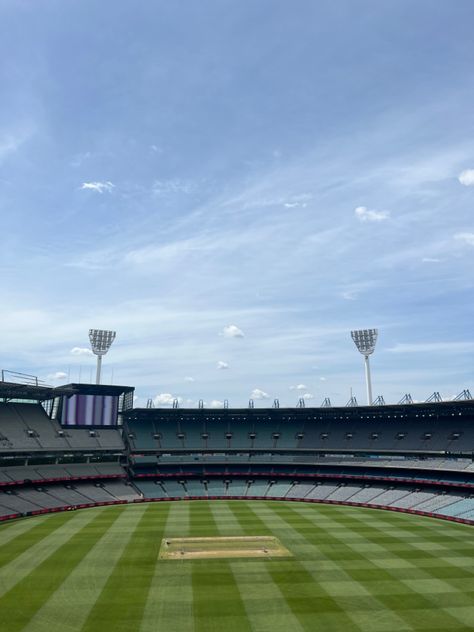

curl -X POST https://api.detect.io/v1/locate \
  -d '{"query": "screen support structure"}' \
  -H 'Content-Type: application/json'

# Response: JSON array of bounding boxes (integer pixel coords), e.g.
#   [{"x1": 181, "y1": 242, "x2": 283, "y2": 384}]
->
[
  {"x1": 88, "y1": 329, "x2": 116, "y2": 385},
  {"x1": 351, "y1": 329, "x2": 378, "y2": 405}
]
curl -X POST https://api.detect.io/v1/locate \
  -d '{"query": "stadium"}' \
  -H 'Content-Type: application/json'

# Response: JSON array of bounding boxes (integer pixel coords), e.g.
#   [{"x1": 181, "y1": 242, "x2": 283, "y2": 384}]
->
[
  {"x1": 2, "y1": 1, "x2": 474, "y2": 629},
  {"x1": 0, "y1": 330, "x2": 473, "y2": 632}
]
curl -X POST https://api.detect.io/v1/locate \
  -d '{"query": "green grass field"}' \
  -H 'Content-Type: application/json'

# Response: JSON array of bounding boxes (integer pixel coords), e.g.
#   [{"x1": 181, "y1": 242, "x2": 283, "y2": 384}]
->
[{"x1": 0, "y1": 501, "x2": 473, "y2": 632}]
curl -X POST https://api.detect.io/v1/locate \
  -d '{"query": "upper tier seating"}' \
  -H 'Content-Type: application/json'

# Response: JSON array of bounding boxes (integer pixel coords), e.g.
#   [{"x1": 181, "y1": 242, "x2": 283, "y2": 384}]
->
[
  {"x1": 0, "y1": 403, "x2": 124, "y2": 452},
  {"x1": 124, "y1": 416, "x2": 474, "y2": 454}
]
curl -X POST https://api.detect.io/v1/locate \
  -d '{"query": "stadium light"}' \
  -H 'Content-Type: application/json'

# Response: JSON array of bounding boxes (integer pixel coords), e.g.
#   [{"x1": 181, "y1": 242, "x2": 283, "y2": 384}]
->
[
  {"x1": 88, "y1": 329, "x2": 116, "y2": 385},
  {"x1": 351, "y1": 328, "x2": 378, "y2": 405}
]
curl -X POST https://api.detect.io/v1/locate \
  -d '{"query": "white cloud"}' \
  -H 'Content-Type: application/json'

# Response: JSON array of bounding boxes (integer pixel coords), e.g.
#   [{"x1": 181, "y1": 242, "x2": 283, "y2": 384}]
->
[
  {"x1": 302, "y1": 392, "x2": 314, "y2": 399},
  {"x1": 81, "y1": 181, "x2": 115, "y2": 193},
  {"x1": 153, "y1": 393, "x2": 183, "y2": 406},
  {"x1": 47, "y1": 371, "x2": 67, "y2": 381},
  {"x1": 250, "y1": 388, "x2": 270, "y2": 400},
  {"x1": 454, "y1": 232, "x2": 474, "y2": 246},
  {"x1": 458, "y1": 169, "x2": 474, "y2": 186},
  {"x1": 284, "y1": 201, "x2": 308, "y2": 209},
  {"x1": 184, "y1": 376, "x2": 195, "y2": 382},
  {"x1": 70, "y1": 347, "x2": 93, "y2": 356},
  {"x1": 289, "y1": 384, "x2": 307, "y2": 391},
  {"x1": 422, "y1": 257, "x2": 441, "y2": 263},
  {"x1": 221, "y1": 324, "x2": 245, "y2": 338},
  {"x1": 217, "y1": 361, "x2": 229, "y2": 370},
  {"x1": 209, "y1": 399, "x2": 224, "y2": 408},
  {"x1": 320, "y1": 377, "x2": 327, "y2": 381},
  {"x1": 354, "y1": 206, "x2": 390, "y2": 222},
  {"x1": 341, "y1": 291, "x2": 357, "y2": 300}
]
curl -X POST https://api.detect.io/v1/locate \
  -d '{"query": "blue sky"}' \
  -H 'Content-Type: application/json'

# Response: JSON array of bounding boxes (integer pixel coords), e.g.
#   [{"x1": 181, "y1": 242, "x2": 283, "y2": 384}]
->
[{"x1": 1, "y1": 1, "x2": 473, "y2": 407}]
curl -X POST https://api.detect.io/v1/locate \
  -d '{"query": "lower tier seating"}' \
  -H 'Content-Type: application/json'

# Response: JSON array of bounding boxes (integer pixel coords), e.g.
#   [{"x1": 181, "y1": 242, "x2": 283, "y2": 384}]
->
[
  {"x1": 0, "y1": 480, "x2": 140, "y2": 517},
  {"x1": 1, "y1": 477, "x2": 472, "y2": 524},
  {"x1": 132, "y1": 478, "x2": 474, "y2": 521}
]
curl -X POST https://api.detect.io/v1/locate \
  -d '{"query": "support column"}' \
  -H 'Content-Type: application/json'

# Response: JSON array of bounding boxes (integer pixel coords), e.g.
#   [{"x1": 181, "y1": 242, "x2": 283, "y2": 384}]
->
[
  {"x1": 364, "y1": 355, "x2": 372, "y2": 405},
  {"x1": 96, "y1": 355, "x2": 102, "y2": 385}
]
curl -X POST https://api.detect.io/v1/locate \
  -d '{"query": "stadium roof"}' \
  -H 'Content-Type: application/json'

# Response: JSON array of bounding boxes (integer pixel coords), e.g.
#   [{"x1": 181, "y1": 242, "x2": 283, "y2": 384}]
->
[
  {"x1": 125, "y1": 398, "x2": 474, "y2": 419},
  {"x1": 0, "y1": 381, "x2": 134, "y2": 402}
]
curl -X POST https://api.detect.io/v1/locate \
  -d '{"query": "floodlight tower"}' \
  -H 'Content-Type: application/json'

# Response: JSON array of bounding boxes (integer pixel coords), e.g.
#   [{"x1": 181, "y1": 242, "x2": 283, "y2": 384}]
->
[
  {"x1": 88, "y1": 329, "x2": 116, "y2": 385},
  {"x1": 351, "y1": 329, "x2": 378, "y2": 405}
]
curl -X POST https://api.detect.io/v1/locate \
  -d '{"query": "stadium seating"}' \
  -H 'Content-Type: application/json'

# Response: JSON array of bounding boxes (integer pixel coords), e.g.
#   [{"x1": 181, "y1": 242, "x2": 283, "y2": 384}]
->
[
  {"x1": 0, "y1": 403, "x2": 124, "y2": 452},
  {"x1": 0, "y1": 462, "x2": 125, "y2": 484},
  {"x1": 1, "y1": 398, "x2": 473, "y2": 525},
  {"x1": 267, "y1": 481, "x2": 294, "y2": 497},
  {"x1": 123, "y1": 410, "x2": 474, "y2": 454}
]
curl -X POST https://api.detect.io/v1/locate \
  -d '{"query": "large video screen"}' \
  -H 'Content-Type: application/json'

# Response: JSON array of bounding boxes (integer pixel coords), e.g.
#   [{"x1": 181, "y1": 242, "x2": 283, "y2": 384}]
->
[{"x1": 61, "y1": 394, "x2": 119, "y2": 426}]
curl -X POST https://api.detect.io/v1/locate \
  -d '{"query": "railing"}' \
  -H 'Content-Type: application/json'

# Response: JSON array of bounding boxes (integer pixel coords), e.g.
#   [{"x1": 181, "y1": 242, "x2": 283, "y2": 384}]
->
[{"x1": 1, "y1": 370, "x2": 49, "y2": 387}]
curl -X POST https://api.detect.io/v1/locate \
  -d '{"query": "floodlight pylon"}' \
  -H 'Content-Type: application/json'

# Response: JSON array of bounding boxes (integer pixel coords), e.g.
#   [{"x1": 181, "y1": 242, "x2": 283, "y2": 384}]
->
[
  {"x1": 88, "y1": 329, "x2": 116, "y2": 385},
  {"x1": 351, "y1": 328, "x2": 378, "y2": 405}
]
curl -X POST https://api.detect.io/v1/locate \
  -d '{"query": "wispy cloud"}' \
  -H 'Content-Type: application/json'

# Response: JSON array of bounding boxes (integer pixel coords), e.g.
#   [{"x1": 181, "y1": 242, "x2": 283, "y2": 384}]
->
[
  {"x1": 0, "y1": 125, "x2": 34, "y2": 164},
  {"x1": 71, "y1": 152, "x2": 91, "y2": 167},
  {"x1": 81, "y1": 181, "x2": 115, "y2": 193},
  {"x1": 354, "y1": 206, "x2": 390, "y2": 222},
  {"x1": 387, "y1": 342, "x2": 474, "y2": 354},
  {"x1": 217, "y1": 361, "x2": 229, "y2": 370},
  {"x1": 454, "y1": 233, "x2": 474, "y2": 246},
  {"x1": 70, "y1": 347, "x2": 93, "y2": 356},
  {"x1": 47, "y1": 371, "x2": 67, "y2": 381},
  {"x1": 152, "y1": 178, "x2": 195, "y2": 196}
]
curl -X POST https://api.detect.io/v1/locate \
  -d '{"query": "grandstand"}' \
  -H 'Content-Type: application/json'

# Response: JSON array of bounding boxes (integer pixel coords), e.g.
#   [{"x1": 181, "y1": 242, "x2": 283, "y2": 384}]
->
[{"x1": 0, "y1": 375, "x2": 473, "y2": 525}]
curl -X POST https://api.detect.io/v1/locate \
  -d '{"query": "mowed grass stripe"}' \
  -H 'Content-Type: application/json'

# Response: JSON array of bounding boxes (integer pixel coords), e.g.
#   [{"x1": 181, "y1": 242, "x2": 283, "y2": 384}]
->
[
  {"x1": 0, "y1": 507, "x2": 117, "y2": 632},
  {"x1": 275, "y1": 503, "x2": 467, "y2": 631},
  {"x1": 22, "y1": 505, "x2": 148, "y2": 632},
  {"x1": 254, "y1": 503, "x2": 412, "y2": 632},
  {"x1": 337, "y1": 509, "x2": 474, "y2": 624},
  {"x1": 0, "y1": 513, "x2": 52, "y2": 549},
  {"x1": 347, "y1": 509, "x2": 474, "y2": 575},
  {"x1": 0, "y1": 510, "x2": 79, "y2": 569},
  {"x1": 212, "y1": 502, "x2": 306, "y2": 632},
  {"x1": 81, "y1": 502, "x2": 171, "y2": 632},
  {"x1": 0, "y1": 508, "x2": 102, "y2": 600},
  {"x1": 189, "y1": 501, "x2": 252, "y2": 632},
  {"x1": 227, "y1": 501, "x2": 362, "y2": 632},
  {"x1": 140, "y1": 502, "x2": 194, "y2": 632},
  {"x1": 318, "y1": 507, "x2": 474, "y2": 596}
]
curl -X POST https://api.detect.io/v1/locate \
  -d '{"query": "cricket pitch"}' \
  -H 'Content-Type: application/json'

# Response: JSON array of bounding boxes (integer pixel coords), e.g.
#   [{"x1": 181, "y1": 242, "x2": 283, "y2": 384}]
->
[{"x1": 159, "y1": 535, "x2": 292, "y2": 559}]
